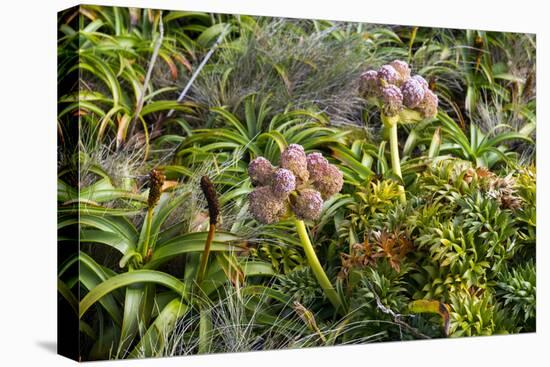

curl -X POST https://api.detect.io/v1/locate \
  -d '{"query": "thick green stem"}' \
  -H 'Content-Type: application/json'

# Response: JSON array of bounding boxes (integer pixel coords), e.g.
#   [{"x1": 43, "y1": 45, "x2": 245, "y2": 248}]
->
[
  {"x1": 196, "y1": 224, "x2": 216, "y2": 286},
  {"x1": 389, "y1": 122, "x2": 402, "y2": 179},
  {"x1": 387, "y1": 118, "x2": 407, "y2": 204},
  {"x1": 141, "y1": 207, "x2": 154, "y2": 259},
  {"x1": 294, "y1": 219, "x2": 344, "y2": 313}
]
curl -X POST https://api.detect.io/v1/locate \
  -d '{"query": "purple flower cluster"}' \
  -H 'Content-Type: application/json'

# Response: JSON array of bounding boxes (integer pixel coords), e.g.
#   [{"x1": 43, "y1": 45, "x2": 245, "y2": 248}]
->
[
  {"x1": 377, "y1": 65, "x2": 401, "y2": 85},
  {"x1": 401, "y1": 78, "x2": 425, "y2": 108},
  {"x1": 359, "y1": 60, "x2": 438, "y2": 118},
  {"x1": 248, "y1": 156, "x2": 275, "y2": 186},
  {"x1": 248, "y1": 145, "x2": 343, "y2": 224},
  {"x1": 248, "y1": 186, "x2": 287, "y2": 224},
  {"x1": 381, "y1": 85, "x2": 404, "y2": 117},
  {"x1": 390, "y1": 60, "x2": 412, "y2": 81},
  {"x1": 291, "y1": 189, "x2": 324, "y2": 221},
  {"x1": 307, "y1": 153, "x2": 344, "y2": 199},
  {"x1": 272, "y1": 168, "x2": 296, "y2": 198},
  {"x1": 280, "y1": 144, "x2": 310, "y2": 184}
]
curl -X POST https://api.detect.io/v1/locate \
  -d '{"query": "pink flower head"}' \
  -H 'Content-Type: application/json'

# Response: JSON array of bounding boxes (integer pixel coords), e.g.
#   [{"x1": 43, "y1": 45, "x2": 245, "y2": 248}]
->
[
  {"x1": 381, "y1": 84, "x2": 404, "y2": 116},
  {"x1": 272, "y1": 168, "x2": 297, "y2": 198},
  {"x1": 412, "y1": 75, "x2": 429, "y2": 92},
  {"x1": 401, "y1": 77, "x2": 426, "y2": 108},
  {"x1": 418, "y1": 89, "x2": 438, "y2": 118},
  {"x1": 359, "y1": 70, "x2": 380, "y2": 98},
  {"x1": 312, "y1": 164, "x2": 344, "y2": 199},
  {"x1": 389, "y1": 60, "x2": 411, "y2": 82},
  {"x1": 307, "y1": 153, "x2": 344, "y2": 199},
  {"x1": 306, "y1": 152, "x2": 329, "y2": 180},
  {"x1": 377, "y1": 65, "x2": 400, "y2": 86},
  {"x1": 248, "y1": 186, "x2": 285, "y2": 224},
  {"x1": 248, "y1": 157, "x2": 275, "y2": 186},
  {"x1": 291, "y1": 189, "x2": 324, "y2": 221},
  {"x1": 280, "y1": 144, "x2": 309, "y2": 184}
]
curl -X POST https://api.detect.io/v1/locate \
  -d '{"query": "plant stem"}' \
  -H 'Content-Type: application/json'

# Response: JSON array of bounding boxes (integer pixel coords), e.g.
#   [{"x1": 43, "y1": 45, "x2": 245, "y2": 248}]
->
[
  {"x1": 388, "y1": 118, "x2": 407, "y2": 204},
  {"x1": 388, "y1": 122, "x2": 402, "y2": 178},
  {"x1": 196, "y1": 223, "x2": 216, "y2": 286},
  {"x1": 294, "y1": 219, "x2": 344, "y2": 313},
  {"x1": 408, "y1": 27, "x2": 418, "y2": 64},
  {"x1": 141, "y1": 207, "x2": 154, "y2": 259}
]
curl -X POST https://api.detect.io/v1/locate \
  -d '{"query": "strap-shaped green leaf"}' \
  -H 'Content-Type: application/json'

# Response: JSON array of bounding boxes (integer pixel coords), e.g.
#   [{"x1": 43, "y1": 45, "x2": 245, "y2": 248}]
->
[
  {"x1": 145, "y1": 242, "x2": 242, "y2": 269},
  {"x1": 79, "y1": 270, "x2": 188, "y2": 319},
  {"x1": 81, "y1": 229, "x2": 134, "y2": 255}
]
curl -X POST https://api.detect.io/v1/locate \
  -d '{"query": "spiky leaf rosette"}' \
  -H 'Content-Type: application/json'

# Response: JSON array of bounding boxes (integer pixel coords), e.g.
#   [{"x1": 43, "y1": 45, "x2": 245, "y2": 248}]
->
[
  {"x1": 147, "y1": 169, "x2": 165, "y2": 208},
  {"x1": 346, "y1": 261, "x2": 412, "y2": 339},
  {"x1": 496, "y1": 260, "x2": 536, "y2": 327},
  {"x1": 449, "y1": 291, "x2": 518, "y2": 337},
  {"x1": 248, "y1": 186, "x2": 286, "y2": 224},
  {"x1": 486, "y1": 175, "x2": 522, "y2": 210},
  {"x1": 276, "y1": 267, "x2": 323, "y2": 305}
]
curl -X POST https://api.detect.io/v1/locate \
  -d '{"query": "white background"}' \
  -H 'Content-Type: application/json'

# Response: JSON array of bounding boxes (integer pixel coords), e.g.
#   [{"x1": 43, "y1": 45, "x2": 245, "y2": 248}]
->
[{"x1": 0, "y1": 0, "x2": 547, "y2": 365}]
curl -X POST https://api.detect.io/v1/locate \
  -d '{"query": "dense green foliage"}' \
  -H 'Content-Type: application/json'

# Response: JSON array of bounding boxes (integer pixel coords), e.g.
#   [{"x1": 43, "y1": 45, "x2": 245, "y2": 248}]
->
[{"x1": 57, "y1": 6, "x2": 536, "y2": 360}]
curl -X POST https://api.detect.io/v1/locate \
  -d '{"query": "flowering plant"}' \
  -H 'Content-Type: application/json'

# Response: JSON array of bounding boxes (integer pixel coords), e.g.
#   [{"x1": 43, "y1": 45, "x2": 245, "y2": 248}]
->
[
  {"x1": 360, "y1": 60, "x2": 438, "y2": 121},
  {"x1": 248, "y1": 144, "x2": 343, "y2": 224},
  {"x1": 360, "y1": 60, "x2": 439, "y2": 203},
  {"x1": 248, "y1": 144, "x2": 345, "y2": 312}
]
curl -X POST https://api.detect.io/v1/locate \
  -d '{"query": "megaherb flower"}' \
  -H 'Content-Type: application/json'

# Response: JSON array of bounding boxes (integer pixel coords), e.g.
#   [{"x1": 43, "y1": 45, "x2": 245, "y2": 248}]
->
[
  {"x1": 389, "y1": 59, "x2": 411, "y2": 81},
  {"x1": 247, "y1": 145, "x2": 343, "y2": 224},
  {"x1": 291, "y1": 188, "x2": 324, "y2": 221},
  {"x1": 142, "y1": 168, "x2": 165, "y2": 261},
  {"x1": 307, "y1": 153, "x2": 344, "y2": 199},
  {"x1": 359, "y1": 70, "x2": 379, "y2": 98},
  {"x1": 196, "y1": 175, "x2": 220, "y2": 285},
  {"x1": 280, "y1": 143, "x2": 309, "y2": 183},
  {"x1": 412, "y1": 74, "x2": 429, "y2": 91},
  {"x1": 359, "y1": 60, "x2": 439, "y2": 203},
  {"x1": 247, "y1": 145, "x2": 345, "y2": 312},
  {"x1": 306, "y1": 152, "x2": 329, "y2": 178},
  {"x1": 248, "y1": 156, "x2": 275, "y2": 186},
  {"x1": 401, "y1": 77, "x2": 426, "y2": 108},
  {"x1": 200, "y1": 175, "x2": 220, "y2": 225},
  {"x1": 377, "y1": 64, "x2": 401, "y2": 85},
  {"x1": 248, "y1": 186, "x2": 286, "y2": 224},
  {"x1": 359, "y1": 60, "x2": 438, "y2": 119},
  {"x1": 272, "y1": 168, "x2": 297, "y2": 198},
  {"x1": 380, "y1": 84, "x2": 404, "y2": 117},
  {"x1": 419, "y1": 89, "x2": 439, "y2": 118}
]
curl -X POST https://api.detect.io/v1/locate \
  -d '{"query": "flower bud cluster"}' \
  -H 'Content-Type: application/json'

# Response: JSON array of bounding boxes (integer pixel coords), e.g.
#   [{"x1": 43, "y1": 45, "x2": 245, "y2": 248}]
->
[
  {"x1": 248, "y1": 144, "x2": 343, "y2": 223},
  {"x1": 359, "y1": 60, "x2": 438, "y2": 118}
]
